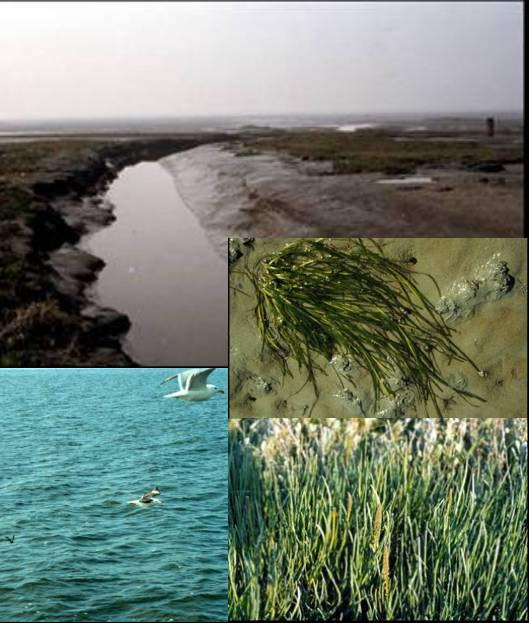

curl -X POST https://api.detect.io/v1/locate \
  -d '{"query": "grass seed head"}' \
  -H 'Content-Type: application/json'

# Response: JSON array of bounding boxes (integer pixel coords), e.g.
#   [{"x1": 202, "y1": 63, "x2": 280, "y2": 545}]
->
[
  {"x1": 382, "y1": 544, "x2": 391, "y2": 600},
  {"x1": 371, "y1": 502, "x2": 383, "y2": 552}
]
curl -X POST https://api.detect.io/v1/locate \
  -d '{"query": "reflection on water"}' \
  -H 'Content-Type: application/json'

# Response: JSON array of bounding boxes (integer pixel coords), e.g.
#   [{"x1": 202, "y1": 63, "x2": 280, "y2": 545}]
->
[
  {"x1": 337, "y1": 123, "x2": 379, "y2": 132},
  {"x1": 82, "y1": 162, "x2": 227, "y2": 365}
]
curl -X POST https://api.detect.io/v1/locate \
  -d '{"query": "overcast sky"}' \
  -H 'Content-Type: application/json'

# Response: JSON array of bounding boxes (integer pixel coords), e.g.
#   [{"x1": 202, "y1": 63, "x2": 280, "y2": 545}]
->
[{"x1": 0, "y1": 1, "x2": 523, "y2": 119}]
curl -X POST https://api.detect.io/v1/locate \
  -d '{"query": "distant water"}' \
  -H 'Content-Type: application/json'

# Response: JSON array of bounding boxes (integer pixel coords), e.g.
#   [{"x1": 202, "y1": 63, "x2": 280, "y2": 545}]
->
[
  {"x1": 337, "y1": 123, "x2": 379, "y2": 132},
  {"x1": 0, "y1": 368, "x2": 227, "y2": 622},
  {"x1": 0, "y1": 112, "x2": 523, "y2": 136}
]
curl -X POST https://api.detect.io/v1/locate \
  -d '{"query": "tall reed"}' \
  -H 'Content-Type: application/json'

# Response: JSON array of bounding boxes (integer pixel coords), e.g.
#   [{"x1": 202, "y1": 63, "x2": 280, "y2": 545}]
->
[{"x1": 229, "y1": 418, "x2": 527, "y2": 621}]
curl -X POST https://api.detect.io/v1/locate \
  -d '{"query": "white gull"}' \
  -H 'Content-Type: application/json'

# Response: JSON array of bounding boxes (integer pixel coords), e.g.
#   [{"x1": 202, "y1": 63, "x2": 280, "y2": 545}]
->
[{"x1": 161, "y1": 368, "x2": 224, "y2": 401}]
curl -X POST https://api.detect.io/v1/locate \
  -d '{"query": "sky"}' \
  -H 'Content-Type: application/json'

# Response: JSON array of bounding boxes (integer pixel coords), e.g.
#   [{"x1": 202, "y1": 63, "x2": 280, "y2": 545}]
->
[{"x1": 0, "y1": 1, "x2": 523, "y2": 119}]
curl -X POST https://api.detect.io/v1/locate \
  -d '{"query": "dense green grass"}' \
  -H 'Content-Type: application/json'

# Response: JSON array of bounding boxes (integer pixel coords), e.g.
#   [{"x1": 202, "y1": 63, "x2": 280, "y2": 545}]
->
[
  {"x1": 240, "y1": 129, "x2": 523, "y2": 175},
  {"x1": 242, "y1": 238, "x2": 483, "y2": 416},
  {"x1": 229, "y1": 419, "x2": 528, "y2": 621}
]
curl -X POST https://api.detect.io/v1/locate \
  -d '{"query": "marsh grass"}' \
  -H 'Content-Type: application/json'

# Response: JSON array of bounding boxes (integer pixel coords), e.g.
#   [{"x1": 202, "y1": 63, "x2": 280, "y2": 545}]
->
[
  {"x1": 229, "y1": 418, "x2": 528, "y2": 621},
  {"x1": 241, "y1": 130, "x2": 523, "y2": 175},
  {"x1": 241, "y1": 238, "x2": 483, "y2": 416}
]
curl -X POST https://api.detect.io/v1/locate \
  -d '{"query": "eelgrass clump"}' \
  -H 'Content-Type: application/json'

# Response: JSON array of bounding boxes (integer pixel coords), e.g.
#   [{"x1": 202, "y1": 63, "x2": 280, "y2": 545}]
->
[
  {"x1": 229, "y1": 418, "x2": 528, "y2": 621},
  {"x1": 243, "y1": 238, "x2": 483, "y2": 415}
]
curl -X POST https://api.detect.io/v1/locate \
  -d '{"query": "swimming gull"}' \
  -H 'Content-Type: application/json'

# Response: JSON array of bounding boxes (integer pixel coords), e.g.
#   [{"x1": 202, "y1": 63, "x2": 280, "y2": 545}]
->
[{"x1": 128, "y1": 487, "x2": 162, "y2": 506}]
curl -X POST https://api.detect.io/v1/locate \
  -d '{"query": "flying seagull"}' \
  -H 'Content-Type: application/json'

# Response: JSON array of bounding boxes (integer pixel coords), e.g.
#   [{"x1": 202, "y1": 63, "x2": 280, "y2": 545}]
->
[
  {"x1": 161, "y1": 368, "x2": 224, "y2": 401},
  {"x1": 4, "y1": 536, "x2": 15, "y2": 544}
]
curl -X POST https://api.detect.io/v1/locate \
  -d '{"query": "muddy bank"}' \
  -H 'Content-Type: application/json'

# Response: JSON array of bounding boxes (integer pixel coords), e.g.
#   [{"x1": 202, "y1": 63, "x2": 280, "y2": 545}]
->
[
  {"x1": 229, "y1": 238, "x2": 527, "y2": 418},
  {"x1": 0, "y1": 134, "x2": 235, "y2": 365},
  {"x1": 166, "y1": 129, "x2": 523, "y2": 238}
]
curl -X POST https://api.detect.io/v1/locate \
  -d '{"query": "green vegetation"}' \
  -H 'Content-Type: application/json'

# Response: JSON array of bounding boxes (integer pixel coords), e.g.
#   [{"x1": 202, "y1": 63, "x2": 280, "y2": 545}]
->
[
  {"x1": 241, "y1": 238, "x2": 482, "y2": 416},
  {"x1": 240, "y1": 129, "x2": 523, "y2": 175},
  {"x1": 0, "y1": 140, "x2": 103, "y2": 176},
  {"x1": 229, "y1": 418, "x2": 528, "y2": 621}
]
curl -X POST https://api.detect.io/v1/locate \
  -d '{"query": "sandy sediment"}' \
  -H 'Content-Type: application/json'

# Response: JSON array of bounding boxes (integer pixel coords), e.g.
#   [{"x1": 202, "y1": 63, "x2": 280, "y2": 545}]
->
[{"x1": 229, "y1": 237, "x2": 527, "y2": 419}]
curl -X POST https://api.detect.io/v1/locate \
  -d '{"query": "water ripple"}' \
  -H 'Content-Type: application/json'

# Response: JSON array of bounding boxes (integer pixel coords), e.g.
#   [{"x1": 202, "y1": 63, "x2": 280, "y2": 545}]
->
[{"x1": 0, "y1": 368, "x2": 227, "y2": 622}]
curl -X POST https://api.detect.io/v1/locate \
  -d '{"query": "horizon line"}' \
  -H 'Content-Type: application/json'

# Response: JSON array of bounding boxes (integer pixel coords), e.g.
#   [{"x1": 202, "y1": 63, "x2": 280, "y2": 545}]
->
[{"x1": 0, "y1": 110, "x2": 524, "y2": 123}]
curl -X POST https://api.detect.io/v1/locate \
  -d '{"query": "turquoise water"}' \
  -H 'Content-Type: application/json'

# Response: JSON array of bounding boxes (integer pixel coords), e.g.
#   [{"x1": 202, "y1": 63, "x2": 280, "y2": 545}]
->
[{"x1": 0, "y1": 368, "x2": 227, "y2": 622}]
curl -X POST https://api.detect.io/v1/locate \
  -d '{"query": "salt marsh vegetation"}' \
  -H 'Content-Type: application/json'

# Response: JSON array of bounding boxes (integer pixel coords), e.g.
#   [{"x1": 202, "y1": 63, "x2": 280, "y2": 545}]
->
[
  {"x1": 240, "y1": 238, "x2": 484, "y2": 416},
  {"x1": 230, "y1": 238, "x2": 526, "y2": 418},
  {"x1": 229, "y1": 418, "x2": 527, "y2": 621}
]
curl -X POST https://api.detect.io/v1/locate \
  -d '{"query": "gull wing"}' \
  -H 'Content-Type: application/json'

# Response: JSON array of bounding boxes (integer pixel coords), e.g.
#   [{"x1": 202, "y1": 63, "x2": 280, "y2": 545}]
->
[
  {"x1": 187, "y1": 368, "x2": 216, "y2": 391},
  {"x1": 161, "y1": 369, "x2": 198, "y2": 389},
  {"x1": 160, "y1": 373, "x2": 180, "y2": 386},
  {"x1": 178, "y1": 369, "x2": 200, "y2": 391}
]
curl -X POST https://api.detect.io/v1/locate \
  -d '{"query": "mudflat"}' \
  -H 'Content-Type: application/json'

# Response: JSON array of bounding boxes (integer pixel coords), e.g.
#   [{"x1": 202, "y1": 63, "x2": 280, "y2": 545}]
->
[
  {"x1": 217, "y1": 128, "x2": 523, "y2": 237},
  {"x1": 229, "y1": 237, "x2": 527, "y2": 419},
  {"x1": 0, "y1": 125, "x2": 523, "y2": 365}
]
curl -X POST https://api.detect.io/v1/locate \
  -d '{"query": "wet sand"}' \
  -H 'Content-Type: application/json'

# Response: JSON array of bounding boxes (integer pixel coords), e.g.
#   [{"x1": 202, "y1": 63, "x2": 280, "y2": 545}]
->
[
  {"x1": 81, "y1": 161, "x2": 227, "y2": 366},
  {"x1": 229, "y1": 238, "x2": 527, "y2": 418}
]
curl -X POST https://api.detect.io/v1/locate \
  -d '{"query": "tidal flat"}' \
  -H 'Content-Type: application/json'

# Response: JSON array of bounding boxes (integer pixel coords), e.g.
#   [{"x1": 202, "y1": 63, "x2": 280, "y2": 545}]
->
[
  {"x1": 0, "y1": 134, "x2": 234, "y2": 366},
  {"x1": 0, "y1": 121, "x2": 523, "y2": 365},
  {"x1": 179, "y1": 125, "x2": 523, "y2": 240},
  {"x1": 229, "y1": 237, "x2": 527, "y2": 418}
]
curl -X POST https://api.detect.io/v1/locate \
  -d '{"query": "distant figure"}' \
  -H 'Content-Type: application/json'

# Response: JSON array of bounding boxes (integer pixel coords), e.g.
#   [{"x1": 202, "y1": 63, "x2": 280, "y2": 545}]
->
[
  {"x1": 486, "y1": 117, "x2": 495, "y2": 137},
  {"x1": 4, "y1": 535, "x2": 15, "y2": 544},
  {"x1": 161, "y1": 368, "x2": 225, "y2": 401}
]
